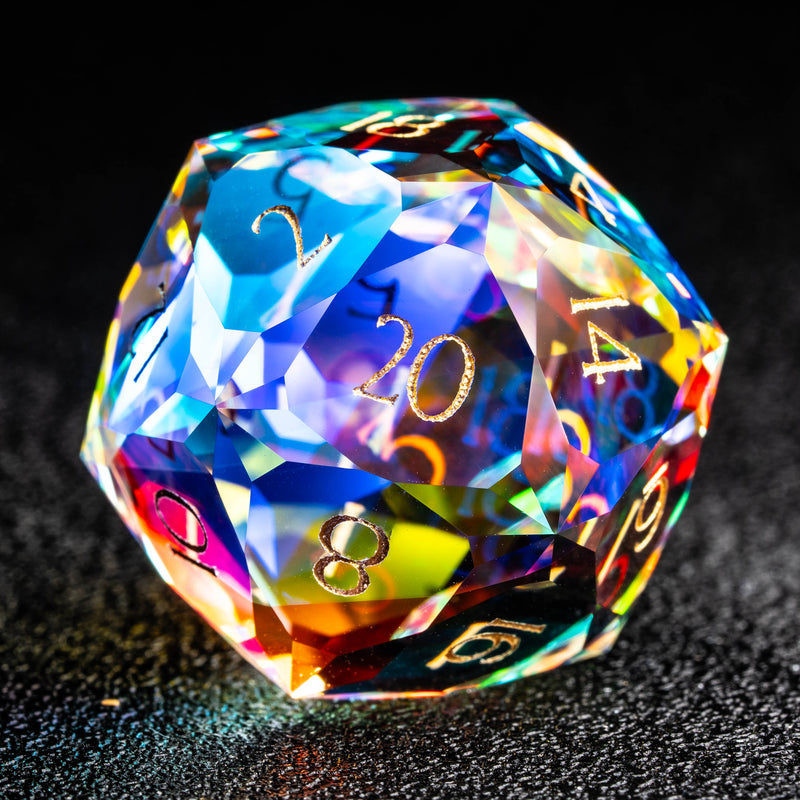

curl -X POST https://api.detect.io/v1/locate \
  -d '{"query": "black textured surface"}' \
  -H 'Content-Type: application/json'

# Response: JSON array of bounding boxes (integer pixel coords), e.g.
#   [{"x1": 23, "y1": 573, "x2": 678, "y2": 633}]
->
[{"x1": 3, "y1": 26, "x2": 799, "y2": 799}]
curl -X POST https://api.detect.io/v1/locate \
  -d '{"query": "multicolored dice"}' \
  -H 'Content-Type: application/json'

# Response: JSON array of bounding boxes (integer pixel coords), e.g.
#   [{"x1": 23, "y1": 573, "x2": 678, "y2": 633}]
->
[{"x1": 81, "y1": 98, "x2": 727, "y2": 698}]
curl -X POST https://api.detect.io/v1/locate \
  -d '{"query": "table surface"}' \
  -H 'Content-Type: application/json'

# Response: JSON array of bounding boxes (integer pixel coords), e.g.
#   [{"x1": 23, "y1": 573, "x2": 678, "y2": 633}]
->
[{"x1": 2, "y1": 29, "x2": 798, "y2": 799}]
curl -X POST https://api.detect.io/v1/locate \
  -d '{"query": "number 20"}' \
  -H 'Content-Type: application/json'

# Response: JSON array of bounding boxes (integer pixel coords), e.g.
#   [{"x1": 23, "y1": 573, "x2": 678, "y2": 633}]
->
[{"x1": 354, "y1": 314, "x2": 475, "y2": 423}]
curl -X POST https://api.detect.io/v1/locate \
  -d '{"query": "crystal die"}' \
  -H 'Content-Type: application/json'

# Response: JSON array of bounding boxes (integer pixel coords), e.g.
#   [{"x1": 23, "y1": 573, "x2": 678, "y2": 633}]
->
[{"x1": 82, "y1": 98, "x2": 727, "y2": 698}]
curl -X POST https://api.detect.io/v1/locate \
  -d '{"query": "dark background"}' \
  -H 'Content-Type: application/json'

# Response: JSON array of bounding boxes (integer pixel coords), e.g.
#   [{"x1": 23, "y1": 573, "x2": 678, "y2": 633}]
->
[{"x1": 2, "y1": 20, "x2": 798, "y2": 799}]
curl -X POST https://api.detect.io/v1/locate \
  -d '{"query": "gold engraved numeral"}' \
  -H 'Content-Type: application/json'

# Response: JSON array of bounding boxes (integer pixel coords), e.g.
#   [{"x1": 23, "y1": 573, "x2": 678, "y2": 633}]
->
[
  {"x1": 407, "y1": 334, "x2": 476, "y2": 422},
  {"x1": 340, "y1": 110, "x2": 393, "y2": 131},
  {"x1": 570, "y1": 171, "x2": 616, "y2": 226},
  {"x1": 581, "y1": 322, "x2": 642, "y2": 384},
  {"x1": 354, "y1": 314, "x2": 413, "y2": 405},
  {"x1": 598, "y1": 463, "x2": 669, "y2": 584},
  {"x1": 569, "y1": 295, "x2": 629, "y2": 314},
  {"x1": 427, "y1": 618, "x2": 546, "y2": 670},
  {"x1": 570, "y1": 294, "x2": 642, "y2": 384},
  {"x1": 154, "y1": 489, "x2": 216, "y2": 575},
  {"x1": 341, "y1": 110, "x2": 444, "y2": 139},
  {"x1": 367, "y1": 114, "x2": 444, "y2": 138},
  {"x1": 313, "y1": 515, "x2": 390, "y2": 597},
  {"x1": 354, "y1": 315, "x2": 475, "y2": 422},
  {"x1": 251, "y1": 205, "x2": 331, "y2": 269}
]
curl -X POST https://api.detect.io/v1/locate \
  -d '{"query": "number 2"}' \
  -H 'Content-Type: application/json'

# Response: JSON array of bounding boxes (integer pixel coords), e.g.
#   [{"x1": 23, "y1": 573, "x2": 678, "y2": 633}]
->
[
  {"x1": 251, "y1": 204, "x2": 331, "y2": 269},
  {"x1": 353, "y1": 315, "x2": 413, "y2": 406}
]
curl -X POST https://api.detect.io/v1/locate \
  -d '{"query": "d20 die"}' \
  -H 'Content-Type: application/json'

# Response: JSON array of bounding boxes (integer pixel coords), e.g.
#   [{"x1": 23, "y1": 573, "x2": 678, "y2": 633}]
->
[{"x1": 82, "y1": 98, "x2": 727, "y2": 698}]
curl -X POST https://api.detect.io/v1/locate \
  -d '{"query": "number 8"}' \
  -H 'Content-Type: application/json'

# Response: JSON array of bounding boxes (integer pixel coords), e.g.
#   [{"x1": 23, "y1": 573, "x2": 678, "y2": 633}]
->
[{"x1": 313, "y1": 515, "x2": 390, "y2": 596}]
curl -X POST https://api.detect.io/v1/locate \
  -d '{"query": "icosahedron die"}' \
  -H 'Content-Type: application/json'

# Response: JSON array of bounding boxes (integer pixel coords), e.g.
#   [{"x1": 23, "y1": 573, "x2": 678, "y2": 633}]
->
[{"x1": 82, "y1": 98, "x2": 727, "y2": 698}]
